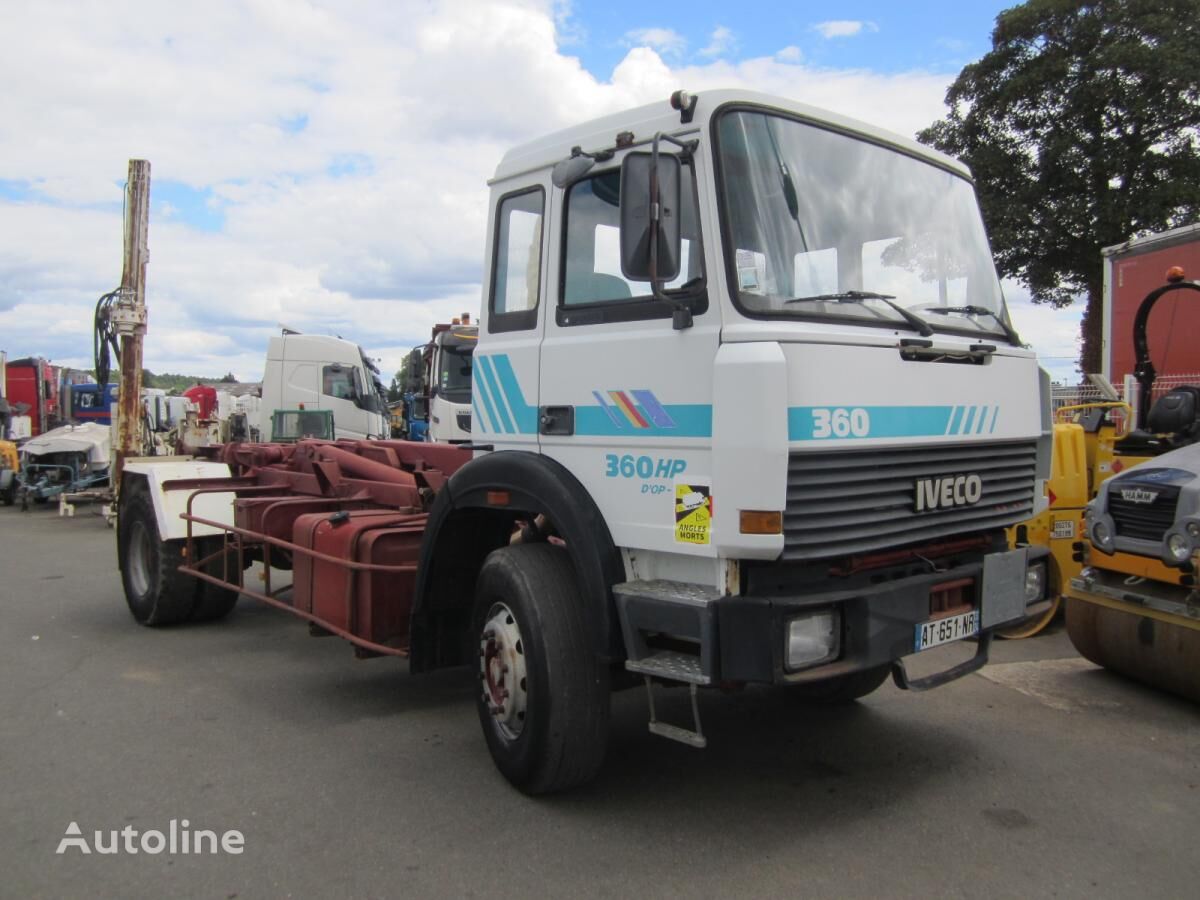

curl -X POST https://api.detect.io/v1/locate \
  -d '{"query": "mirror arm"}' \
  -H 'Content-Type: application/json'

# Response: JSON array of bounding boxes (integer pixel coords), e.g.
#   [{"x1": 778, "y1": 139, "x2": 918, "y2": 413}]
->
[{"x1": 649, "y1": 132, "x2": 695, "y2": 330}]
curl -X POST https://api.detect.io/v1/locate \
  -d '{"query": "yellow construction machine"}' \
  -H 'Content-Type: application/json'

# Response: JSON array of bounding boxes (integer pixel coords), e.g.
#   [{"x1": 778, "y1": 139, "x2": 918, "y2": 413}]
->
[
  {"x1": 1004, "y1": 269, "x2": 1199, "y2": 638},
  {"x1": 1062, "y1": 271, "x2": 1200, "y2": 700}
]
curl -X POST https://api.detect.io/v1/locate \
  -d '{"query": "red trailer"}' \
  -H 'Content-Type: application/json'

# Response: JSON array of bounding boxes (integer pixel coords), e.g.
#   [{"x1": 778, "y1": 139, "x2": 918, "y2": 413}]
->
[{"x1": 1103, "y1": 223, "x2": 1200, "y2": 383}]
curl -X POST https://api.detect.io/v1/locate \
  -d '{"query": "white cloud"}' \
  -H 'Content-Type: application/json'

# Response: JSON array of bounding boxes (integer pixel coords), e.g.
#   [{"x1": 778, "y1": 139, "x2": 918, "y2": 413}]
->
[
  {"x1": 813, "y1": 20, "x2": 879, "y2": 40},
  {"x1": 699, "y1": 26, "x2": 735, "y2": 58},
  {"x1": 776, "y1": 46, "x2": 803, "y2": 63},
  {"x1": 1, "y1": 0, "x2": 1079, "y2": 387},
  {"x1": 622, "y1": 27, "x2": 687, "y2": 57}
]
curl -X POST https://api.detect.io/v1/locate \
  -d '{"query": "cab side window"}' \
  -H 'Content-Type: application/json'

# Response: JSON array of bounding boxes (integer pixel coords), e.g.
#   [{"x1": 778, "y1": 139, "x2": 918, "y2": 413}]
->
[
  {"x1": 322, "y1": 365, "x2": 357, "y2": 401},
  {"x1": 560, "y1": 166, "x2": 704, "y2": 315},
  {"x1": 489, "y1": 187, "x2": 545, "y2": 333}
]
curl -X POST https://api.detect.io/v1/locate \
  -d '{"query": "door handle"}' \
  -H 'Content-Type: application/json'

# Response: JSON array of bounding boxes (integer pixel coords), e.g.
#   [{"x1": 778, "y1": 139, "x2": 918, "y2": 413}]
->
[{"x1": 539, "y1": 405, "x2": 575, "y2": 436}]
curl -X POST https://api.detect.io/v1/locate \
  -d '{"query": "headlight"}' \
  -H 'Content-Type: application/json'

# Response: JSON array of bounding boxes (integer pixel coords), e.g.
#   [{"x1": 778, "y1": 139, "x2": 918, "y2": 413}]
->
[
  {"x1": 1089, "y1": 517, "x2": 1115, "y2": 553},
  {"x1": 1164, "y1": 532, "x2": 1192, "y2": 565},
  {"x1": 1024, "y1": 561, "x2": 1046, "y2": 603},
  {"x1": 785, "y1": 608, "x2": 840, "y2": 671}
]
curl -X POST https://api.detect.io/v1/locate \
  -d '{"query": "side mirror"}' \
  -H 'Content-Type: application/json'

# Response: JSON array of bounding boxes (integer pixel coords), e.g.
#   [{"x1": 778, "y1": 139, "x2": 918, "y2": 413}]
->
[{"x1": 619, "y1": 151, "x2": 682, "y2": 283}]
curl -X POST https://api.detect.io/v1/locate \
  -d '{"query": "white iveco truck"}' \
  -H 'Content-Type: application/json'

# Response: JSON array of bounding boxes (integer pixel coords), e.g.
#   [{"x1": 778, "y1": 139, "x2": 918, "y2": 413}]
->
[{"x1": 118, "y1": 90, "x2": 1051, "y2": 793}]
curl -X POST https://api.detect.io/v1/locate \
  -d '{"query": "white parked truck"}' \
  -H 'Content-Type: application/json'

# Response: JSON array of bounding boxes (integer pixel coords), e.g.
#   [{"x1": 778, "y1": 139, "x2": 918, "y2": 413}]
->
[
  {"x1": 116, "y1": 90, "x2": 1051, "y2": 794},
  {"x1": 260, "y1": 331, "x2": 389, "y2": 440},
  {"x1": 426, "y1": 320, "x2": 476, "y2": 443}
]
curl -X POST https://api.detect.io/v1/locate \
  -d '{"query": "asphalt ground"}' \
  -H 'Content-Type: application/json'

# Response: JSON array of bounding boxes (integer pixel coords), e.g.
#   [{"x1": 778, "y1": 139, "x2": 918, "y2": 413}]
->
[{"x1": 1, "y1": 505, "x2": 1197, "y2": 899}]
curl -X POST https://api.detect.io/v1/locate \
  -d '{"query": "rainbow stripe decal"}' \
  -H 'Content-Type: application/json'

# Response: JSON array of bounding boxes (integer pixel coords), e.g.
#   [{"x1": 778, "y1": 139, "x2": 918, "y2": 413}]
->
[{"x1": 593, "y1": 390, "x2": 676, "y2": 430}]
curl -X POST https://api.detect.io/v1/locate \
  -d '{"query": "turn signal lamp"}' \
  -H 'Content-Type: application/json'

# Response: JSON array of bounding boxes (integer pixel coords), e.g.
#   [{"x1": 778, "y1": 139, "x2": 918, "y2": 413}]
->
[{"x1": 740, "y1": 510, "x2": 783, "y2": 534}]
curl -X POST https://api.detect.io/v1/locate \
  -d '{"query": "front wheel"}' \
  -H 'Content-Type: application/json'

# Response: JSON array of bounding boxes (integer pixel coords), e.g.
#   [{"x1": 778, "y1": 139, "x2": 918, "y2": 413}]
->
[{"x1": 473, "y1": 544, "x2": 610, "y2": 794}]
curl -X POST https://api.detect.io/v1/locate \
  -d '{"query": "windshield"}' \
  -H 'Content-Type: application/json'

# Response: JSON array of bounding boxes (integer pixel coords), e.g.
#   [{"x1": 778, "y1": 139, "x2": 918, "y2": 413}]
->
[
  {"x1": 715, "y1": 109, "x2": 1009, "y2": 336},
  {"x1": 357, "y1": 350, "x2": 387, "y2": 413},
  {"x1": 438, "y1": 346, "x2": 473, "y2": 400}
]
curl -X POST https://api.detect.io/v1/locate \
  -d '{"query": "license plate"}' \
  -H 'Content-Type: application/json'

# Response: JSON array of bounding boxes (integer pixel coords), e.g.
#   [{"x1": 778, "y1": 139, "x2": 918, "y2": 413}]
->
[{"x1": 914, "y1": 610, "x2": 979, "y2": 652}]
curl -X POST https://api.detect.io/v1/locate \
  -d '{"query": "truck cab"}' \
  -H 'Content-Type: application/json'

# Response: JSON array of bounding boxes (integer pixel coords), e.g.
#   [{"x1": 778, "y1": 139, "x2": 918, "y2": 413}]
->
[
  {"x1": 260, "y1": 332, "x2": 388, "y2": 440},
  {"x1": 470, "y1": 89, "x2": 1050, "y2": 669},
  {"x1": 426, "y1": 322, "x2": 476, "y2": 443}
]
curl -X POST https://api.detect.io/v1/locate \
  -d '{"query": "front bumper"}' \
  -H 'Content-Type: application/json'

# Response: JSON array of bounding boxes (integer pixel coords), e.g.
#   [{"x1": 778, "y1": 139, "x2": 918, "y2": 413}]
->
[
  {"x1": 616, "y1": 545, "x2": 1049, "y2": 690},
  {"x1": 721, "y1": 546, "x2": 1048, "y2": 685}
]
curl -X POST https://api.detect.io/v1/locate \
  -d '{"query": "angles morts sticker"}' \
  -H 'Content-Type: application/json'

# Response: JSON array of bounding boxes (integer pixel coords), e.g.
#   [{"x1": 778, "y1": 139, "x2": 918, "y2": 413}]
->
[{"x1": 675, "y1": 482, "x2": 712, "y2": 545}]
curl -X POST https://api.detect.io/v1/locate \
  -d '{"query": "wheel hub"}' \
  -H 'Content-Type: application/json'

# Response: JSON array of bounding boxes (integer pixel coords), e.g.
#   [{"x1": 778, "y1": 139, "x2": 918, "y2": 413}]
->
[{"x1": 480, "y1": 602, "x2": 528, "y2": 740}]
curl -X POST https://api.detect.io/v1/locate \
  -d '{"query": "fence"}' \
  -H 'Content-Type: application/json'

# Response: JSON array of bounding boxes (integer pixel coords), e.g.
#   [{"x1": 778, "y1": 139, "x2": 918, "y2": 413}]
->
[{"x1": 1050, "y1": 373, "x2": 1200, "y2": 414}]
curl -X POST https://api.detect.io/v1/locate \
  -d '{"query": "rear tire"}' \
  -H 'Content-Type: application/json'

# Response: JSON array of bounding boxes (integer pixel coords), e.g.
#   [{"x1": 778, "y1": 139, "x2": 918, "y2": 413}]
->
[
  {"x1": 787, "y1": 664, "x2": 891, "y2": 704},
  {"x1": 188, "y1": 537, "x2": 240, "y2": 622},
  {"x1": 118, "y1": 485, "x2": 195, "y2": 626},
  {"x1": 472, "y1": 543, "x2": 610, "y2": 794}
]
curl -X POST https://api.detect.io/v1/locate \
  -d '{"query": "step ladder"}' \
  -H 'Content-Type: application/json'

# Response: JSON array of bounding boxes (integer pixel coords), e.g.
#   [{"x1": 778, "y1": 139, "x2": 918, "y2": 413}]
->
[{"x1": 614, "y1": 580, "x2": 720, "y2": 749}]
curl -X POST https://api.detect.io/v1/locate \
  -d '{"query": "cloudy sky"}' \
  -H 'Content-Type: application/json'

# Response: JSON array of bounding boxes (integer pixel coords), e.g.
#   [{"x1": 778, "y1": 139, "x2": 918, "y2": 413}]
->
[{"x1": 0, "y1": 0, "x2": 1082, "y2": 384}]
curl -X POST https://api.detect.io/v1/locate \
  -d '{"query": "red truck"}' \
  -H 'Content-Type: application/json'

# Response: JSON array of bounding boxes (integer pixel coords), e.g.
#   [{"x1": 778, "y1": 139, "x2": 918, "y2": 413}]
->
[{"x1": 4, "y1": 356, "x2": 66, "y2": 436}]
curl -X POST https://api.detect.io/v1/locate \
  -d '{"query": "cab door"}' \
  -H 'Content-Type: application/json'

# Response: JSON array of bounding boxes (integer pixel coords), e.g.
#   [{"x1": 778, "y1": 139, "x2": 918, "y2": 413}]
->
[
  {"x1": 537, "y1": 151, "x2": 720, "y2": 556},
  {"x1": 472, "y1": 179, "x2": 551, "y2": 451}
]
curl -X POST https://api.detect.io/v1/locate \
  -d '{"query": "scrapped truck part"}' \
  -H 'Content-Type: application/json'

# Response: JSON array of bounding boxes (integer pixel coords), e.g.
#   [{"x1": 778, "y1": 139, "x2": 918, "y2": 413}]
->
[
  {"x1": 18, "y1": 422, "x2": 111, "y2": 509},
  {"x1": 115, "y1": 89, "x2": 1056, "y2": 793}
]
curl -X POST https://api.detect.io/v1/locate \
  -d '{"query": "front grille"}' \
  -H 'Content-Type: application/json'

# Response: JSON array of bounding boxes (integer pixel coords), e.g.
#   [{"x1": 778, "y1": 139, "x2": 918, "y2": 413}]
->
[
  {"x1": 784, "y1": 441, "x2": 1038, "y2": 561},
  {"x1": 1109, "y1": 489, "x2": 1179, "y2": 541}
]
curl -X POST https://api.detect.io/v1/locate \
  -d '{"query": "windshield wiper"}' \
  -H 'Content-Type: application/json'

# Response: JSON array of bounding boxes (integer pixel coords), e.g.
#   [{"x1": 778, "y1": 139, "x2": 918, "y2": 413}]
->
[
  {"x1": 922, "y1": 305, "x2": 1022, "y2": 345},
  {"x1": 787, "y1": 290, "x2": 933, "y2": 336}
]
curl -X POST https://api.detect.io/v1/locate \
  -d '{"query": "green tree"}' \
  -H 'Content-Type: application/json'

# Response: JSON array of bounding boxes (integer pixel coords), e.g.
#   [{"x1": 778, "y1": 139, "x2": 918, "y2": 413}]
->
[{"x1": 918, "y1": 0, "x2": 1200, "y2": 374}]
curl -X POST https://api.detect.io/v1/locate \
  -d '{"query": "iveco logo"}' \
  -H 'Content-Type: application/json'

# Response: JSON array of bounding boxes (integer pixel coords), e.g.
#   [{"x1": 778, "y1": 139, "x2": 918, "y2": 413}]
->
[
  {"x1": 1119, "y1": 488, "x2": 1159, "y2": 504},
  {"x1": 915, "y1": 474, "x2": 983, "y2": 512}
]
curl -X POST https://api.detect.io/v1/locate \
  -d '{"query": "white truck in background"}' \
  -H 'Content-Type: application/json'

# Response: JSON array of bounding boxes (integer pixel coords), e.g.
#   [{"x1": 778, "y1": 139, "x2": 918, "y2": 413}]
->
[
  {"x1": 260, "y1": 331, "x2": 389, "y2": 440},
  {"x1": 426, "y1": 320, "x2": 476, "y2": 443}
]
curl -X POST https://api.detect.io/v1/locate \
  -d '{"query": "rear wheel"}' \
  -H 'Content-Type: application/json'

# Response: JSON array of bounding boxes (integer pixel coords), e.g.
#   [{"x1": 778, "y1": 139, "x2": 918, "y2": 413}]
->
[
  {"x1": 118, "y1": 485, "x2": 195, "y2": 625},
  {"x1": 188, "y1": 537, "x2": 240, "y2": 622},
  {"x1": 472, "y1": 543, "x2": 610, "y2": 794},
  {"x1": 786, "y1": 664, "x2": 891, "y2": 704}
]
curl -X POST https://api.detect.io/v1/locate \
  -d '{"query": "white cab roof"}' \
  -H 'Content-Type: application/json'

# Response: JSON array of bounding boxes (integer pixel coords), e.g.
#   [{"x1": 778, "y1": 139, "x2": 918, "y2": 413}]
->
[{"x1": 492, "y1": 89, "x2": 969, "y2": 183}]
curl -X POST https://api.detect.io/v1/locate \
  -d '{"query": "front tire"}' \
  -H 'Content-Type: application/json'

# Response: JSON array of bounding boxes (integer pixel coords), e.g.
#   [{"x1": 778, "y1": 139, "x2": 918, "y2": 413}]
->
[
  {"x1": 118, "y1": 486, "x2": 195, "y2": 626},
  {"x1": 472, "y1": 544, "x2": 610, "y2": 794}
]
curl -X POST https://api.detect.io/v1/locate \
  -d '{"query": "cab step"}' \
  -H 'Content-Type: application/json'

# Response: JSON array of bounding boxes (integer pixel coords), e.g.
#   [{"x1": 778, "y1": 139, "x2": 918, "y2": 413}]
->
[{"x1": 614, "y1": 580, "x2": 721, "y2": 749}]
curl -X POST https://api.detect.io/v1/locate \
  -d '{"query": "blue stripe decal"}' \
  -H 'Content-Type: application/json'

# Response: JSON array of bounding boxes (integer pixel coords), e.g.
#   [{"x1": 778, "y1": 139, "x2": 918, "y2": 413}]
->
[
  {"x1": 989, "y1": 406, "x2": 1000, "y2": 433},
  {"x1": 576, "y1": 405, "x2": 712, "y2": 437},
  {"x1": 475, "y1": 357, "x2": 513, "y2": 434},
  {"x1": 489, "y1": 354, "x2": 538, "y2": 434},
  {"x1": 471, "y1": 395, "x2": 488, "y2": 435},
  {"x1": 630, "y1": 390, "x2": 677, "y2": 428},
  {"x1": 473, "y1": 366, "x2": 502, "y2": 434},
  {"x1": 789, "y1": 406, "x2": 956, "y2": 441}
]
